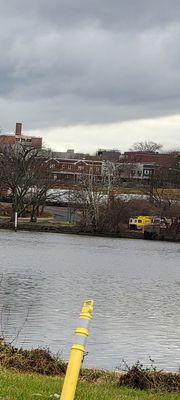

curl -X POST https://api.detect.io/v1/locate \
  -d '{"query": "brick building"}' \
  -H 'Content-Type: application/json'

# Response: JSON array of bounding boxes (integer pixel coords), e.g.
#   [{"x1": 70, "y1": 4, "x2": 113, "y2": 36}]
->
[
  {"x1": 50, "y1": 151, "x2": 177, "y2": 186},
  {"x1": 52, "y1": 158, "x2": 103, "y2": 184},
  {"x1": 123, "y1": 151, "x2": 172, "y2": 164},
  {"x1": 118, "y1": 151, "x2": 179, "y2": 182},
  {"x1": 0, "y1": 123, "x2": 42, "y2": 148}
]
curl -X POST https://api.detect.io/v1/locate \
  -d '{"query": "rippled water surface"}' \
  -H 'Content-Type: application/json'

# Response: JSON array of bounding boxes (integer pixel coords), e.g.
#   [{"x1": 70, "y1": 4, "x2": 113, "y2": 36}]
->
[{"x1": 0, "y1": 230, "x2": 179, "y2": 371}]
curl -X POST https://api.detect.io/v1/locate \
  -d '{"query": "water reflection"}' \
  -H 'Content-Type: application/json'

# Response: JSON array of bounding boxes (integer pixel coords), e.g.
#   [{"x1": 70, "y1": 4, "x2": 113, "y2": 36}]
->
[{"x1": 0, "y1": 230, "x2": 179, "y2": 371}]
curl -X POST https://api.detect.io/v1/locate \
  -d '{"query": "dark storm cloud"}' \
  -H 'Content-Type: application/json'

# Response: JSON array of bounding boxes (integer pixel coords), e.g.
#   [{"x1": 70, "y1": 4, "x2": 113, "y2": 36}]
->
[
  {"x1": 4, "y1": 0, "x2": 180, "y2": 31},
  {"x1": 1, "y1": 0, "x2": 180, "y2": 130}
]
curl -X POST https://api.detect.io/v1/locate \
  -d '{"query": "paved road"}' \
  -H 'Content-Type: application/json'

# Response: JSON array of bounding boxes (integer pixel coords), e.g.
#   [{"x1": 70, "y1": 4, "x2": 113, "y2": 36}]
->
[
  {"x1": 0, "y1": 201, "x2": 79, "y2": 223},
  {"x1": 45, "y1": 205, "x2": 79, "y2": 222}
]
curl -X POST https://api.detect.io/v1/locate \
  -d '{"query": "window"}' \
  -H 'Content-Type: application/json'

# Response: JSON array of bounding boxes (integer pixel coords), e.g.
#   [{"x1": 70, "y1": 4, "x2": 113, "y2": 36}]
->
[{"x1": 144, "y1": 170, "x2": 150, "y2": 175}]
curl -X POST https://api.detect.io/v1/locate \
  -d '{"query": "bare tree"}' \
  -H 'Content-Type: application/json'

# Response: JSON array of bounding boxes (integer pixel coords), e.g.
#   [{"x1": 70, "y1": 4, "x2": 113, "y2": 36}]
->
[
  {"x1": 28, "y1": 159, "x2": 57, "y2": 222},
  {"x1": 69, "y1": 174, "x2": 105, "y2": 232},
  {"x1": 141, "y1": 152, "x2": 180, "y2": 215},
  {"x1": 69, "y1": 172, "x2": 136, "y2": 234},
  {"x1": 0, "y1": 144, "x2": 54, "y2": 222},
  {"x1": 131, "y1": 141, "x2": 162, "y2": 153},
  {"x1": 102, "y1": 160, "x2": 138, "y2": 188},
  {"x1": 98, "y1": 196, "x2": 134, "y2": 234}
]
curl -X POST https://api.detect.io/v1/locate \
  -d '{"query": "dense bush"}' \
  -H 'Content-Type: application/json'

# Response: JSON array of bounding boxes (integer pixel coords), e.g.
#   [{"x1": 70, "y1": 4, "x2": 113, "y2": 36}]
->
[
  {"x1": 118, "y1": 361, "x2": 180, "y2": 392},
  {"x1": 0, "y1": 339, "x2": 66, "y2": 376}
]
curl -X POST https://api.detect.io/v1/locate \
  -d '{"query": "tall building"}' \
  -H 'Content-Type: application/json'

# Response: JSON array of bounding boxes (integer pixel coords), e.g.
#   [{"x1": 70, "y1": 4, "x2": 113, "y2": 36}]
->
[{"x1": 0, "y1": 123, "x2": 42, "y2": 148}]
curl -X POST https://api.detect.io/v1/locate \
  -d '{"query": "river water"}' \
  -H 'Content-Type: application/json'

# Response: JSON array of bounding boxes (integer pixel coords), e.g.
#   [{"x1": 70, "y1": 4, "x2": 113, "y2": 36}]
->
[{"x1": 0, "y1": 230, "x2": 179, "y2": 371}]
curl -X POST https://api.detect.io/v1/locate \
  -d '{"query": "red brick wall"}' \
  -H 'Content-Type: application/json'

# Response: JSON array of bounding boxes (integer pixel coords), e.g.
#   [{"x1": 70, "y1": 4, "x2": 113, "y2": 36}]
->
[
  {"x1": 0, "y1": 134, "x2": 42, "y2": 148},
  {"x1": 0, "y1": 135, "x2": 16, "y2": 145},
  {"x1": 52, "y1": 159, "x2": 102, "y2": 176},
  {"x1": 123, "y1": 152, "x2": 172, "y2": 164}
]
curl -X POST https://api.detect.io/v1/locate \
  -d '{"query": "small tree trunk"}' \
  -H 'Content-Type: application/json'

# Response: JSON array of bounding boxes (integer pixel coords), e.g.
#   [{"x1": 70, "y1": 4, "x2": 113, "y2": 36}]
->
[{"x1": 30, "y1": 204, "x2": 37, "y2": 222}]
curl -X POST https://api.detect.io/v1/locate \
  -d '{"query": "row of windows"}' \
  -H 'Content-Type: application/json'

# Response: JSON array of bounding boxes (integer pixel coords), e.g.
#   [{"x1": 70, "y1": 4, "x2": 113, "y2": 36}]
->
[
  {"x1": 59, "y1": 165, "x2": 101, "y2": 172},
  {"x1": 131, "y1": 169, "x2": 153, "y2": 176},
  {"x1": 53, "y1": 173, "x2": 102, "y2": 181}
]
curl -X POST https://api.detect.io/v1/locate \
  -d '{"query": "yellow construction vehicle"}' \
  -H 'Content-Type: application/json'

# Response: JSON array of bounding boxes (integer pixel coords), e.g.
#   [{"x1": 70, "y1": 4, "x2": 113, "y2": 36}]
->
[{"x1": 129, "y1": 215, "x2": 154, "y2": 230}]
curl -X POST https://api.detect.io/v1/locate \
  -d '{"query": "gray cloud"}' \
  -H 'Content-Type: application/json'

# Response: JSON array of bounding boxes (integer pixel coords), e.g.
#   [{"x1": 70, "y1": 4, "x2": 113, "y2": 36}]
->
[
  {"x1": 4, "y1": 1, "x2": 180, "y2": 31},
  {"x1": 1, "y1": 0, "x2": 180, "y2": 132}
]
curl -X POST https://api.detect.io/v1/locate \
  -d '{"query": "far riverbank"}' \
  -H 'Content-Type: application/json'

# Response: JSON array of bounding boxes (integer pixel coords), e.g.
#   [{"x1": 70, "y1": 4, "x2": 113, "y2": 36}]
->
[{"x1": 0, "y1": 220, "x2": 180, "y2": 242}]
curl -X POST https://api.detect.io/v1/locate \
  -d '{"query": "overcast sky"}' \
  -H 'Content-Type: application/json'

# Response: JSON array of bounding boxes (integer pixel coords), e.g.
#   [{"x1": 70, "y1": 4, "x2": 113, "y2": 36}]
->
[{"x1": 1, "y1": 0, "x2": 180, "y2": 152}]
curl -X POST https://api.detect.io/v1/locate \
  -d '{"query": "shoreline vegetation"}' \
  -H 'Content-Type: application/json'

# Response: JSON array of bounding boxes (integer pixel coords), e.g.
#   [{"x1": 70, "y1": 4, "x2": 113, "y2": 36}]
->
[
  {"x1": 0, "y1": 340, "x2": 180, "y2": 399},
  {"x1": 0, "y1": 338, "x2": 180, "y2": 399},
  {"x1": 0, "y1": 219, "x2": 180, "y2": 242}
]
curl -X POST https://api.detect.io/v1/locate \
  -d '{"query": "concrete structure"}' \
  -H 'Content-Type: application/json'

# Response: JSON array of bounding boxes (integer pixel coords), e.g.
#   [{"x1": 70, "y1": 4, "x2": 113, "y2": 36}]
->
[
  {"x1": 52, "y1": 149, "x2": 90, "y2": 160},
  {"x1": 0, "y1": 123, "x2": 42, "y2": 148},
  {"x1": 97, "y1": 148, "x2": 121, "y2": 161}
]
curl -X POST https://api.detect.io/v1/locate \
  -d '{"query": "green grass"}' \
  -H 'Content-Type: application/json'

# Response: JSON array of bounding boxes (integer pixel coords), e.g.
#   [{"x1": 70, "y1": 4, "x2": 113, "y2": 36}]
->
[{"x1": 0, "y1": 370, "x2": 179, "y2": 400}]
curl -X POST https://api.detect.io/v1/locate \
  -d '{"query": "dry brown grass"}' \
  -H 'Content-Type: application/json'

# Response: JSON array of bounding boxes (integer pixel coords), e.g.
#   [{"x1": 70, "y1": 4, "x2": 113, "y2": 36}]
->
[{"x1": 0, "y1": 340, "x2": 66, "y2": 376}]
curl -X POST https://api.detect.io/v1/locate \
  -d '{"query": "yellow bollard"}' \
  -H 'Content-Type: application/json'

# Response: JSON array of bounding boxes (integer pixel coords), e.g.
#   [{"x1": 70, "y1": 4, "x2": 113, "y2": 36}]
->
[{"x1": 60, "y1": 299, "x2": 94, "y2": 400}]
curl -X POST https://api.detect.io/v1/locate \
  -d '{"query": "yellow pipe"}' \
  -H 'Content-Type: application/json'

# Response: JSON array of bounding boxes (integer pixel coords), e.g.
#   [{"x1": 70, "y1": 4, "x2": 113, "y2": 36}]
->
[{"x1": 60, "y1": 300, "x2": 94, "y2": 400}]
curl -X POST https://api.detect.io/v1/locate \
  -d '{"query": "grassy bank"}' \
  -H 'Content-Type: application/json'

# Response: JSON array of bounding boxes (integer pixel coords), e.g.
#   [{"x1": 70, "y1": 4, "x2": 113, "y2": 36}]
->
[
  {"x1": 0, "y1": 342, "x2": 180, "y2": 399},
  {"x1": 0, "y1": 370, "x2": 180, "y2": 400},
  {"x1": 0, "y1": 219, "x2": 144, "y2": 239}
]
